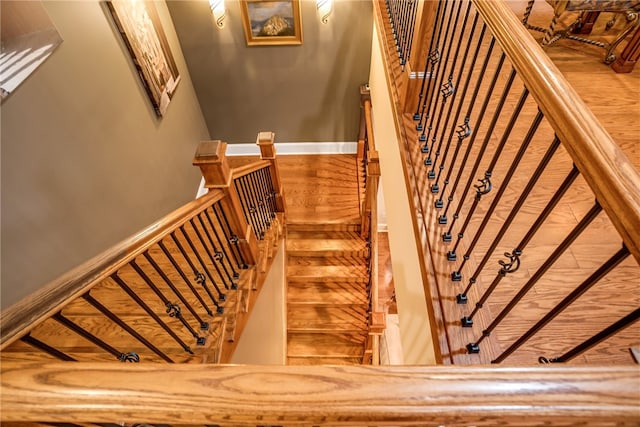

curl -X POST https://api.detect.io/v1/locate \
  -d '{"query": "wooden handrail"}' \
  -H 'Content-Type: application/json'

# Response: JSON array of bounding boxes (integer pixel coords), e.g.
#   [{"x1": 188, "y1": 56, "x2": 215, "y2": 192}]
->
[
  {"x1": 474, "y1": 0, "x2": 640, "y2": 264},
  {"x1": 0, "y1": 190, "x2": 225, "y2": 351},
  {"x1": 231, "y1": 159, "x2": 271, "y2": 179},
  {"x1": 2, "y1": 362, "x2": 638, "y2": 425}
]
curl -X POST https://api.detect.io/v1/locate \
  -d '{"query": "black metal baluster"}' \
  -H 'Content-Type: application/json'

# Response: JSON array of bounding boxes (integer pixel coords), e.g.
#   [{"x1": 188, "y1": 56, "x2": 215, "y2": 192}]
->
[
  {"x1": 457, "y1": 136, "x2": 561, "y2": 302},
  {"x1": 238, "y1": 175, "x2": 265, "y2": 239},
  {"x1": 404, "y1": 0, "x2": 419, "y2": 68},
  {"x1": 203, "y1": 208, "x2": 240, "y2": 280},
  {"x1": 82, "y1": 292, "x2": 174, "y2": 363},
  {"x1": 170, "y1": 230, "x2": 225, "y2": 309},
  {"x1": 416, "y1": 1, "x2": 449, "y2": 141},
  {"x1": 413, "y1": 0, "x2": 444, "y2": 121},
  {"x1": 196, "y1": 213, "x2": 237, "y2": 288},
  {"x1": 419, "y1": 1, "x2": 458, "y2": 150},
  {"x1": 189, "y1": 218, "x2": 238, "y2": 290},
  {"x1": 248, "y1": 170, "x2": 271, "y2": 231},
  {"x1": 240, "y1": 174, "x2": 265, "y2": 238},
  {"x1": 52, "y1": 312, "x2": 140, "y2": 362},
  {"x1": 158, "y1": 239, "x2": 213, "y2": 316},
  {"x1": 442, "y1": 62, "x2": 513, "y2": 237},
  {"x1": 434, "y1": 21, "x2": 487, "y2": 203},
  {"x1": 248, "y1": 173, "x2": 270, "y2": 236},
  {"x1": 130, "y1": 258, "x2": 206, "y2": 345},
  {"x1": 438, "y1": 41, "x2": 500, "y2": 218},
  {"x1": 176, "y1": 225, "x2": 228, "y2": 301},
  {"x1": 143, "y1": 250, "x2": 209, "y2": 331},
  {"x1": 448, "y1": 89, "x2": 532, "y2": 268},
  {"x1": 260, "y1": 167, "x2": 277, "y2": 219},
  {"x1": 111, "y1": 272, "x2": 194, "y2": 354},
  {"x1": 234, "y1": 176, "x2": 257, "y2": 237},
  {"x1": 494, "y1": 245, "x2": 631, "y2": 363},
  {"x1": 540, "y1": 308, "x2": 640, "y2": 363},
  {"x1": 213, "y1": 201, "x2": 246, "y2": 269},
  {"x1": 21, "y1": 333, "x2": 76, "y2": 361},
  {"x1": 460, "y1": 166, "x2": 579, "y2": 321},
  {"x1": 467, "y1": 201, "x2": 603, "y2": 354},
  {"x1": 423, "y1": 0, "x2": 469, "y2": 168}
]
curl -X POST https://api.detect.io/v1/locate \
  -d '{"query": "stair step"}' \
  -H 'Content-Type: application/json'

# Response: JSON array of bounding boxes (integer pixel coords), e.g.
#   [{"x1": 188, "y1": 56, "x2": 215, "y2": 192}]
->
[
  {"x1": 287, "y1": 332, "x2": 366, "y2": 357},
  {"x1": 287, "y1": 265, "x2": 368, "y2": 283},
  {"x1": 287, "y1": 234, "x2": 368, "y2": 257},
  {"x1": 287, "y1": 222, "x2": 361, "y2": 232},
  {"x1": 287, "y1": 282, "x2": 368, "y2": 305},
  {"x1": 287, "y1": 356, "x2": 362, "y2": 365},
  {"x1": 288, "y1": 306, "x2": 368, "y2": 332}
]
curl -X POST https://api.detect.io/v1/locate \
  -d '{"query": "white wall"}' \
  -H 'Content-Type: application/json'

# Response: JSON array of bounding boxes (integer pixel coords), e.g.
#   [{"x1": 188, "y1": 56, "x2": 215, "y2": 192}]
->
[
  {"x1": 368, "y1": 20, "x2": 437, "y2": 365},
  {"x1": 231, "y1": 242, "x2": 286, "y2": 364}
]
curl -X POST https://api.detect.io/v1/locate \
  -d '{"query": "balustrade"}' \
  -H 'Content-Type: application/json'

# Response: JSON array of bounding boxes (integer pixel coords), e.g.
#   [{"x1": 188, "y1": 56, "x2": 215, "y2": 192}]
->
[
  {"x1": 379, "y1": 0, "x2": 640, "y2": 365},
  {"x1": 1, "y1": 134, "x2": 284, "y2": 366}
]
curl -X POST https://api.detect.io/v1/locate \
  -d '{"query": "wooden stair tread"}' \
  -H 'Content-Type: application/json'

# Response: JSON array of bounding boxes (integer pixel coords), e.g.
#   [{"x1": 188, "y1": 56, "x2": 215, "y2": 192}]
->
[
  {"x1": 287, "y1": 282, "x2": 368, "y2": 305},
  {"x1": 286, "y1": 222, "x2": 361, "y2": 232},
  {"x1": 288, "y1": 333, "x2": 366, "y2": 357},
  {"x1": 287, "y1": 306, "x2": 368, "y2": 331},
  {"x1": 287, "y1": 265, "x2": 368, "y2": 282},
  {"x1": 286, "y1": 356, "x2": 362, "y2": 365},
  {"x1": 287, "y1": 237, "x2": 367, "y2": 257}
]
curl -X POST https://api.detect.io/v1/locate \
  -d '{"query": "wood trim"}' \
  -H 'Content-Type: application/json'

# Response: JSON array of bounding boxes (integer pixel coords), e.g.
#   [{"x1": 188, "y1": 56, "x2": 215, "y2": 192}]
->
[
  {"x1": 0, "y1": 191, "x2": 225, "y2": 350},
  {"x1": 473, "y1": 0, "x2": 640, "y2": 264},
  {"x1": 2, "y1": 362, "x2": 638, "y2": 425},
  {"x1": 230, "y1": 159, "x2": 271, "y2": 179}
]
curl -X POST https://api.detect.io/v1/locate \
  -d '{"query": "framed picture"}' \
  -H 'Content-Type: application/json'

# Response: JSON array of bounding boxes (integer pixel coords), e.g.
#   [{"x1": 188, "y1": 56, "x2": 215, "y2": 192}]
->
[
  {"x1": 240, "y1": 0, "x2": 303, "y2": 46},
  {"x1": 107, "y1": 0, "x2": 181, "y2": 117}
]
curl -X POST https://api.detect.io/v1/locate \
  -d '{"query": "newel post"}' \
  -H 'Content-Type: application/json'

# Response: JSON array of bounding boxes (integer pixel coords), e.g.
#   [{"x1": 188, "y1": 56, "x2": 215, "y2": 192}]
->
[
  {"x1": 193, "y1": 140, "x2": 259, "y2": 266},
  {"x1": 256, "y1": 131, "x2": 286, "y2": 214}
]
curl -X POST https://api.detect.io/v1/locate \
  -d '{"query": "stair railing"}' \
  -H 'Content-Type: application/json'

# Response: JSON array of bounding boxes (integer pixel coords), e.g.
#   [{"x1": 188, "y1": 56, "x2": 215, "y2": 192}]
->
[
  {"x1": 2, "y1": 362, "x2": 637, "y2": 425},
  {"x1": 1, "y1": 134, "x2": 284, "y2": 365},
  {"x1": 358, "y1": 87, "x2": 386, "y2": 365},
  {"x1": 373, "y1": 0, "x2": 640, "y2": 365}
]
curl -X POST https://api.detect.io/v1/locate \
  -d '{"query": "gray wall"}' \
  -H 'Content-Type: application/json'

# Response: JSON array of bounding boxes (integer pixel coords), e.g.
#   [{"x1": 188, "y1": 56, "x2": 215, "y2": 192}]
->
[
  {"x1": 1, "y1": 1, "x2": 210, "y2": 309},
  {"x1": 167, "y1": 0, "x2": 373, "y2": 143}
]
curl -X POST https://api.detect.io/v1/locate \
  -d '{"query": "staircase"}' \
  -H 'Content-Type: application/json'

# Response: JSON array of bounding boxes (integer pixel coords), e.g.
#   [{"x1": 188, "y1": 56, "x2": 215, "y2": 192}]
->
[{"x1": 286, "y1": 222, "x2": 370, "y2": 365}]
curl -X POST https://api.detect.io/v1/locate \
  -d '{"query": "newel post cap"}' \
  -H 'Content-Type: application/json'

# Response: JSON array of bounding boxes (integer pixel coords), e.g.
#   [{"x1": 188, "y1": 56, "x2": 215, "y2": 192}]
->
[
  {"x1": 193, "y1": 140, "x2": 231, "y2": 188},
  {"x1": 256, "y1": 131, "x2": 276, "y2": 159}
]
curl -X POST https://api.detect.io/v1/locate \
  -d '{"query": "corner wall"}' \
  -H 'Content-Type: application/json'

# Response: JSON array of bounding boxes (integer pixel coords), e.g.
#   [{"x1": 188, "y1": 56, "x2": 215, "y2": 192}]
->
[
  {"x1": 231, "y1": 241, "x2": 286, "y2": 364},
  {"x1": 1, "y1": 1, "x2": 210, "y2": 309},
  {"x1": 368, "y1": 20, "x2": 437, "y2": 365}
]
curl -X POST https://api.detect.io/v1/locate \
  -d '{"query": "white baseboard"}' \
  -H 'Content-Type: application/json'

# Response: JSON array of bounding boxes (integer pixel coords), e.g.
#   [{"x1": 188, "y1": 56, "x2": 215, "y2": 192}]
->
[
  {"x1": 378, "y1": 223, "x2": 388, "y2": 232},
  {"x1": 226, "y1": 141, "x2": 358, "y2": 156}
]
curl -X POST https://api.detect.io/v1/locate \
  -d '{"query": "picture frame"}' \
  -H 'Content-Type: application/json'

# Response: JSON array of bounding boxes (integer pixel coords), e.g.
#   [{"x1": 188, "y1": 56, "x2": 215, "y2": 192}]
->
[
  {"x1": 107, "y1": 0, "x2": 181, "y2": 117},
  {"x1": 240, "y1": 0, "x2": 303, "y2": 46}
]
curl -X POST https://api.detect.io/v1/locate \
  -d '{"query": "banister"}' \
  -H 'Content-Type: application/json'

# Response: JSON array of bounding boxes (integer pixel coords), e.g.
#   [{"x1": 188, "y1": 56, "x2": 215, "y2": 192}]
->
[
  {"x1": 474, "y1": 0, "x2": 640, "y2": 264},
  {"x1": 1, "y1": 362, "x2": 638, "y2": 425},
  {"x1": 0, "y1": 190, "x2": 225, "y2": 351},
  {"x1": 231, "y1": 159, "x2": 272, "y2": 180}
]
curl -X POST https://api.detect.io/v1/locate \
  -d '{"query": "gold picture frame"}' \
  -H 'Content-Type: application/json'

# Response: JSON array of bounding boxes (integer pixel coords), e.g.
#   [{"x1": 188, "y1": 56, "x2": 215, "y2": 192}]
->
[{"x1": 240, "y1": 0, "x2": 303, "y2": 46}]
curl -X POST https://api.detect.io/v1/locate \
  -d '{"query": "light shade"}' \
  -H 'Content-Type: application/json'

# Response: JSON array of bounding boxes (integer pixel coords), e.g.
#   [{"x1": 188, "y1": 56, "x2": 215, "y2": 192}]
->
[
  {"x1": 209, "y1": 0, "x2": 226, "y2": 29},
  {"x1": 317, "y1": 0, "x2": 333, "y2": 24}
]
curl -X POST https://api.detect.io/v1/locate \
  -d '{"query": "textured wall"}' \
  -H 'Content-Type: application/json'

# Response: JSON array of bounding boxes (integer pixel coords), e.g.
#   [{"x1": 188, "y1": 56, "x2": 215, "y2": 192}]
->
[
  {"x1": 1, "y1": 1, "x2": 210, "y2": 309},
  {"x1": 167, "y1": 0, "x2": 373, "y2": 143}
]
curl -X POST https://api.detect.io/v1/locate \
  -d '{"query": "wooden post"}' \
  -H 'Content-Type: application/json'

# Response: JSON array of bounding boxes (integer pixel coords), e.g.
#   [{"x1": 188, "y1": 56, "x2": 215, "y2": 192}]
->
[
  {"x1": 193, "y1": 140, "x2": 259, "y2": 265},
  {"x1": 256, "y1": 132, "x2": 286, "y2": 214}
]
